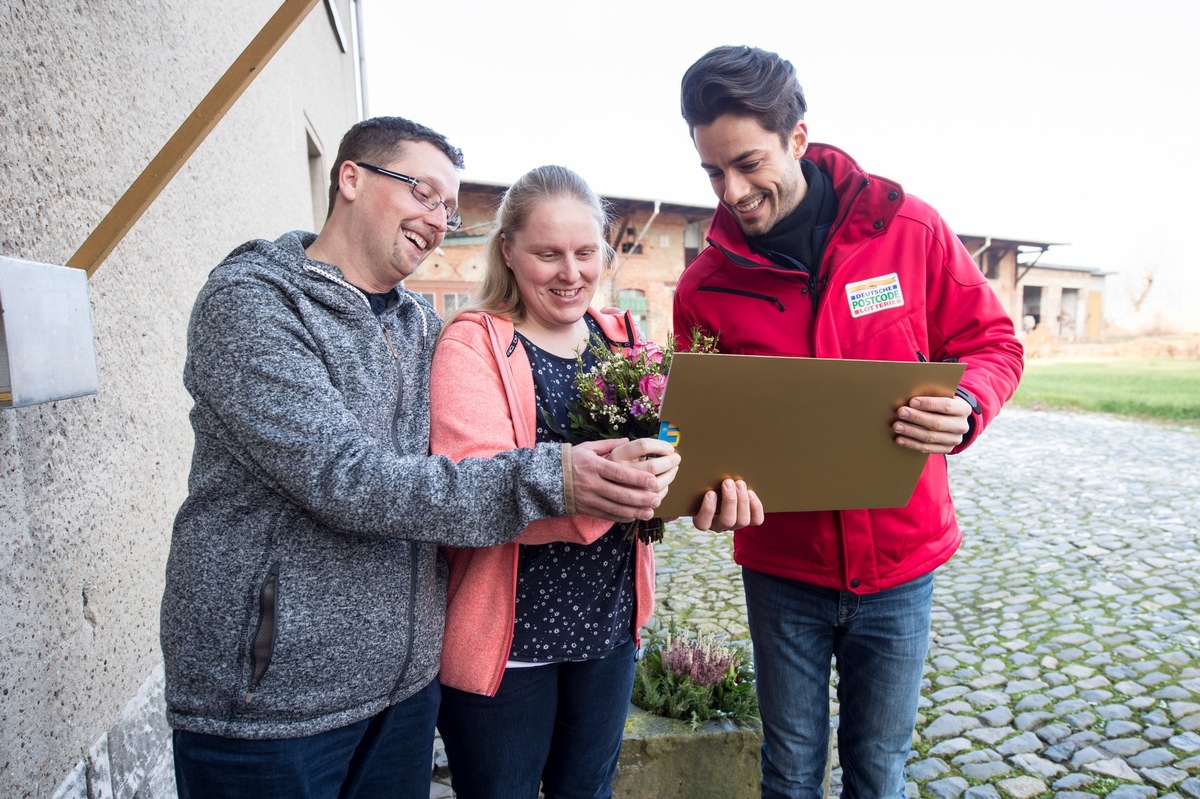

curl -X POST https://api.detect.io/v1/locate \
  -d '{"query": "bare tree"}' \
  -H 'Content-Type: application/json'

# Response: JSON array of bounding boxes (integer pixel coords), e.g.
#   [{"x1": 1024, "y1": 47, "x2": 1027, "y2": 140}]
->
[{"x1": 1127, "y1": 262, "x2": 1158, "y2": 315}]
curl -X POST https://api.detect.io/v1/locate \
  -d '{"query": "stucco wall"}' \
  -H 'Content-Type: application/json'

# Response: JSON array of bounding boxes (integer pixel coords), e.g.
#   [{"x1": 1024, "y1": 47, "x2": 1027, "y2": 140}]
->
[{"x1": 0, "y1": 2, "x2": 360, "y2": 795}]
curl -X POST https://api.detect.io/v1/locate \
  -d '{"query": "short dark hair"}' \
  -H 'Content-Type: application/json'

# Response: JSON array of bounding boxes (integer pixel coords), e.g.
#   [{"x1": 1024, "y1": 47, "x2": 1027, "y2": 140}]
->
[
  {"x1": 325, "y1": 116, "x2": 464, "y2": 218},
  {"x1": 680, "y1": 45, "x2": 807, "y2": 146}
]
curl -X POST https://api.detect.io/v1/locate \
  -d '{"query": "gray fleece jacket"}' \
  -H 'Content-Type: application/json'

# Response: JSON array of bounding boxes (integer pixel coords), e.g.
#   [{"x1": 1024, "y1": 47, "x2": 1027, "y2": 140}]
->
[{"x1": 161, "y1": 231, "x2": 567, "y2": 739}]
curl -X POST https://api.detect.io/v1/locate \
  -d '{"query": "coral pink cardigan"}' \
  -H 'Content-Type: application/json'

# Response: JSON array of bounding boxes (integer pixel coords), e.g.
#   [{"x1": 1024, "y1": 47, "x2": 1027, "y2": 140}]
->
[{"x1": 429, "y1": 309, "x2": 657, "y2": 696}]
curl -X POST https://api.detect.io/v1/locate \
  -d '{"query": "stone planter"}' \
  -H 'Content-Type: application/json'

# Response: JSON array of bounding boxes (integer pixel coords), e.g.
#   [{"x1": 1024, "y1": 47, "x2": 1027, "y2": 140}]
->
[{"x1": 613, "y1": 704, "x2": 763, "y2": 798}]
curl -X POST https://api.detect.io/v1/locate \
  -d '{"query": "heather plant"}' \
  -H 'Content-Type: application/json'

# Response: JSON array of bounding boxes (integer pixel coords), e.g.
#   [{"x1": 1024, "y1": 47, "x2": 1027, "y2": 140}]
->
[{"x1": 632, "y1": 624, "x2": 758, "y2": 729}]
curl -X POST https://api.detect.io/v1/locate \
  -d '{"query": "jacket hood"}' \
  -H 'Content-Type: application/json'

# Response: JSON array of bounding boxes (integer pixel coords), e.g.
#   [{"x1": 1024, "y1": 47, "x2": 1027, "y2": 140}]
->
[{"x1": 213, "y1": 230, "x2": 436, "y2": 343}]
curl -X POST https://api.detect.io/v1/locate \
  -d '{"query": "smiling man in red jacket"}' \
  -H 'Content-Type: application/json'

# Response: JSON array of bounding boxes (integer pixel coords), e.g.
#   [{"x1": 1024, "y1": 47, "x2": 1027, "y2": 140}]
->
[{"x1": 676, "y1": 46, "x2": 1023, "y2": 799}]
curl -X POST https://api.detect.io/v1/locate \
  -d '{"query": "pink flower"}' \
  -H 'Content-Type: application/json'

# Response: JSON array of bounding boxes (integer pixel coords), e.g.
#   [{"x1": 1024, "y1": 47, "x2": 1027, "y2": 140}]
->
[
  {"x1": 636, "y1": 342, "x2": 665, "y2": 365},
  {"x1": 639, "y1": 373, "x2": 666, "y2": 408},
  {"x1": 593, "y1": 373, "x2": 615, "y2": 404}
]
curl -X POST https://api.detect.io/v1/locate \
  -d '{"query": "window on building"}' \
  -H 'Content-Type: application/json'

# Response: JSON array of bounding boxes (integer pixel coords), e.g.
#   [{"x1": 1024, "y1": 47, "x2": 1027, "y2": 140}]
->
[
  {"x1": 983, "y1": 251, "x2": 1000, "y2": 280},
  {"x1": 683, "y1": 221, "x2": 706, "y2": 266},
  {"x1": 406, "y1": 281, "x2": 475, "y2": 317},
  {"x1": 323, "y1": 0, "x2": 349, "y2": 52},
  {"x1": 1060, "y1": 288, "x2": 1079, "y2": 338},
  {"x1": 618, "y1": 288, "x2": 649, "y2": 333},
  {"x1": 1022, "y1": 285, "x2": 1043, "y2": 331},
  {"x1": 443, "y1": 292, "x2": 470, "y2": 315},
  {"x1": 307, "y1": 126, "x2": 326, "y2": 233}
]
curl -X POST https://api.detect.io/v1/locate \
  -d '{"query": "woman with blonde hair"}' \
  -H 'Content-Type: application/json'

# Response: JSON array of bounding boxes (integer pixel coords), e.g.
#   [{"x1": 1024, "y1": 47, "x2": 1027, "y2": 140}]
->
[
  {"x1": 429, "y1": 165, "x2": 670, "y2": 798},
  {"x1": 430, "y1": 164, "x2": 758, "y2": 797}
]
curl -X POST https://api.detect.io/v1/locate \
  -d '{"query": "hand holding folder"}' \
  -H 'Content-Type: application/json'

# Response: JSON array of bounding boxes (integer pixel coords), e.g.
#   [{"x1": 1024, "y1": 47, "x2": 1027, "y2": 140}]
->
[{"x1": 655, "y1": 353, "x2": 967, "y2": 519}]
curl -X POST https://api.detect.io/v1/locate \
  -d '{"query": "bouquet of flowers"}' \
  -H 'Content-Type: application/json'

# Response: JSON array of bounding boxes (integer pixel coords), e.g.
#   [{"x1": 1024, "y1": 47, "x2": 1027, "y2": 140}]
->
[{"x1": 557, "y1": 325, "x2": 718, "y2": 544}]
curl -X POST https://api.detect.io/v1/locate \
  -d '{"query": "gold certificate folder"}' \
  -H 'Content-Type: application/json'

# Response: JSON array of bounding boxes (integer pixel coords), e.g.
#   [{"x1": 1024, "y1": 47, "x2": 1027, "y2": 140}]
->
[{"x1": 656, "y1": 353, "x2": 967, "y2": 518}]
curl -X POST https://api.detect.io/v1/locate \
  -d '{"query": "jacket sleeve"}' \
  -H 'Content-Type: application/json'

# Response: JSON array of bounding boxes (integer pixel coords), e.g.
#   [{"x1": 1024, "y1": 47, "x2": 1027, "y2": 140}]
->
[
  {"x1": 673, "y1": 287, "x2": 699, "y2": 348},
  {"x1": 429, "y1": 319, "x2": 613, "y2": 546},
  {"x1": 185, "y1": 277, "x2": 567, "y2": 547},
  {"x1": 923, "y1": 215, "x2": 1025, "y2": 451}
]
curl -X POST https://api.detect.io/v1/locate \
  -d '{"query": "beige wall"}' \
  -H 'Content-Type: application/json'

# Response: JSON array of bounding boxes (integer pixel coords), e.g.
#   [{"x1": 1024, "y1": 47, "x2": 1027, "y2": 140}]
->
[
  {"x1": 1017, "y1": 266, "x2": 1106, "y2": 340},
  {"x1": 0, "y1": 2, "x2": 360, "y2": 795}
]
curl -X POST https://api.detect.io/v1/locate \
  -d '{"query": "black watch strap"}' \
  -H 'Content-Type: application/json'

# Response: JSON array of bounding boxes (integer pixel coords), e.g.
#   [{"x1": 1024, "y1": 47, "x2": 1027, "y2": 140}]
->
[
  {"x1": 955, "y1": 386, "x2": 981, "y2": 415},
  {"x1": 955, "y1": 387, "x2": 980, "y2": 442}
]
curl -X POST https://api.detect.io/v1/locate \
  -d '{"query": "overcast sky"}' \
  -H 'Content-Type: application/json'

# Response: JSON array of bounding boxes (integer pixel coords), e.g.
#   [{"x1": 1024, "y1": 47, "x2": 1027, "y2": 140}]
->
[{"x1": 360, "y1": 0, "x2": 1199, "y2": 328}]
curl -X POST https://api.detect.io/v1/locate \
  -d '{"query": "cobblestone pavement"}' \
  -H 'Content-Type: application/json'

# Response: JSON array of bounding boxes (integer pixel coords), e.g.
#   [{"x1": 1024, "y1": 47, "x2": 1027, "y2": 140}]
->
[
  {"x1": 650, "y1": 408, "x2": 1200, "y2": 799},
  {"x1": 432, "y1": 408, "x2": 1200, "y2": 798}
]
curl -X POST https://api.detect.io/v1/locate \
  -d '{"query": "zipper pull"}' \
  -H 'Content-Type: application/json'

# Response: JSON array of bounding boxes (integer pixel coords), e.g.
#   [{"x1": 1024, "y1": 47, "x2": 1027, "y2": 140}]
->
[{"x1": 383, "y1": 327, "x2": 398, "y2": 359}]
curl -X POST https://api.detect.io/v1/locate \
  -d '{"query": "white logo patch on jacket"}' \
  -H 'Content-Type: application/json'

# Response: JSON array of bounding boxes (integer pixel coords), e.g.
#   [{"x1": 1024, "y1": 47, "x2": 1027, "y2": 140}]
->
[{"x1": 846, "y1": 273, "x2": 904, "y2": 318}]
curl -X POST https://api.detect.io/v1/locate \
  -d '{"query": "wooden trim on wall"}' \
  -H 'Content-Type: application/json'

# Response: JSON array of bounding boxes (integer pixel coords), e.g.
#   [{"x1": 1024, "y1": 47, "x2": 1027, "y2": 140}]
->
[{"x1": 67, "y1": 0, "x2": 321, "y2": 277}]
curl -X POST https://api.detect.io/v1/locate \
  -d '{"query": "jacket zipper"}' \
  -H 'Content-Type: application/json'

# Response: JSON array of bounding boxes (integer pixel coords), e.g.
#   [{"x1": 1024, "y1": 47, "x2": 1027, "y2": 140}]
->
[
  {"x1": 918, "y1": 350, "x2": 962, "y2": 365},
  {"x1": 245, "y1": 562, "x2": 280, "y2": 702},
  {"x1": 303, "y1": 261, "x2": 404, "y2": 360},
  {"x1": 387, "y1": 341, "x2": 417, "y2": 700},
  {"x1": 304, "y1": 263, "x2": 419, "y2": 699},
  {"x1": 810, "y1": 177, "x2": 872, "y2": 316},
  {"x1": 389, "y1": 553, "x2": 420, "y2": 699},
  {"x1": 489, "y1": 546, "x2": 523, "y2": 697},
  {"x1": 697, "y1": 285, "x2": 785, "y2": 312}
]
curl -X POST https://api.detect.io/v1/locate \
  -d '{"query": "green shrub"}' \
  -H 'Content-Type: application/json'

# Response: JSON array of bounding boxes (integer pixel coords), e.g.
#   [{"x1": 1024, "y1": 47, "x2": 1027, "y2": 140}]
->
[{"x1": 632, "y1": 624, "x2": 759, "y2": 730}]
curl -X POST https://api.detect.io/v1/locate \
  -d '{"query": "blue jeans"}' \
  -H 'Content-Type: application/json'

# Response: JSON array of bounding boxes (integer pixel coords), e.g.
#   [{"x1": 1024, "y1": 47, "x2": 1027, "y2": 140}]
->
[
  {"x1": 172, "y1": 679, "x2": 440, "y2": 799},
  {"x1": 743, "y1": 568, "x2": 934, "y2": 799},
  {"x1": 437, "y1": 639, "x2": 636, "y2": 799}
]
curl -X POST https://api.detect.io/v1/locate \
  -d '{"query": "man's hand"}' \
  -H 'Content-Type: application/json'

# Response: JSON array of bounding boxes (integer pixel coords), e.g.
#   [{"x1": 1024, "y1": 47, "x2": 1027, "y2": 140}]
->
[
  {"x1": 569, "y1": 439, "x2": 681, "y2": 522},
  {"x1": 892, "y1": 395, "x2": 972, "y2": 454},
  {"x1": 692, "y1": 478, "x2": 764, "y2": 532},
  {"x1": 610, "y1": 438, "x2": 681, "y2": 504}
]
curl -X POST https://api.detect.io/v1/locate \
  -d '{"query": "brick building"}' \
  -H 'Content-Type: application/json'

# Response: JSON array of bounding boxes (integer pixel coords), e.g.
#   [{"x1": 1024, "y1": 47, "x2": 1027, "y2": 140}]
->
[{"x1": 408, "y1": 182, "x2": 1108, "y2": 345}]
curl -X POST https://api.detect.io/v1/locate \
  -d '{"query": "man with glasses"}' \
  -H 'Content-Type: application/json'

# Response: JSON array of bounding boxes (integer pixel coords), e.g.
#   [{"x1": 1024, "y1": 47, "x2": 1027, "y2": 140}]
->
[
  {"x1": 160, "y1": 116, "x2": 683, "y2": 798},
  {"x1": 353, "y1": 161, "x2": 464, "y2": 230}
]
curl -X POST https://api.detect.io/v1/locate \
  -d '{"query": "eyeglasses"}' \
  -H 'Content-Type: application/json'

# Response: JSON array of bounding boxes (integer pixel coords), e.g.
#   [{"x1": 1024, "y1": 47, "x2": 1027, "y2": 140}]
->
[{"x1": 354, "y1": 162, "x2": 462, "y2": 231}]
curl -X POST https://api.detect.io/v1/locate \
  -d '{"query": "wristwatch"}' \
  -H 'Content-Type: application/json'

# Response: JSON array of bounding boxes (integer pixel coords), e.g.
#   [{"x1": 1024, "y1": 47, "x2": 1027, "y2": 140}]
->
[{"x1": 955, "y1": 387, "x2": 981, "y2": 441}]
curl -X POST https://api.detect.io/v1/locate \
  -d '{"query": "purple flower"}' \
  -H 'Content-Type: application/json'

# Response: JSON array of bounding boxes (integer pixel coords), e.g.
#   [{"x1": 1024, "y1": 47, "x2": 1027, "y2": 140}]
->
[{"x1": 662, "y1": 634, "x2": 739, "y2": 688}]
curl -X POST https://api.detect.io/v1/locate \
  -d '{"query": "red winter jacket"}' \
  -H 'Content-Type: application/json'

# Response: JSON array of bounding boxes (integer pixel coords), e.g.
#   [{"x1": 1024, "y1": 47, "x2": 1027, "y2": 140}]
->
[{"x1": 673, "y1": 143, "x2": 1023, "y2": 594}]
